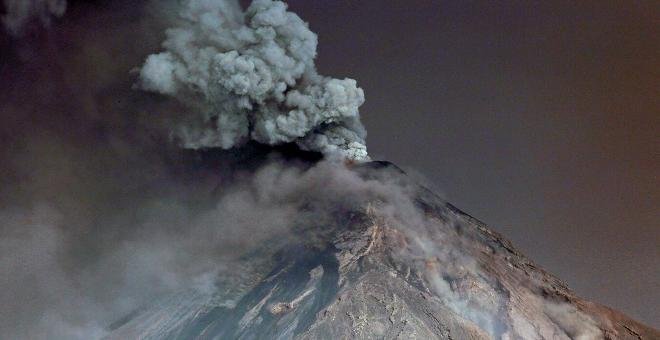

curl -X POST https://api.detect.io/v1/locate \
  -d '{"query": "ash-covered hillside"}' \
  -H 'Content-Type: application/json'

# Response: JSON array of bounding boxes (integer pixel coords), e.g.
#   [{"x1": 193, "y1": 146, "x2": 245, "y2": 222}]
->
[{"x1": 103, "y1": 159, "x2": 657, "y2": 340}]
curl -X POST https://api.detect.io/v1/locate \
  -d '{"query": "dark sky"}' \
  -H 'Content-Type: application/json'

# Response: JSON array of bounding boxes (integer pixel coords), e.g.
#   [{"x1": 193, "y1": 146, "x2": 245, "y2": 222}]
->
[{"x1": 284, "y1": 0, "x2": 659, "y2": 327}]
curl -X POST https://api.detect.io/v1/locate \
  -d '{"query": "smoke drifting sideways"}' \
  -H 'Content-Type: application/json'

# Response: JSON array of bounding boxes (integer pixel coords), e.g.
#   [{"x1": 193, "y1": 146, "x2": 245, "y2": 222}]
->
[
  {"x1": 0, "y1": 156, "x2": 401, "y2": 338},
  {"x1": 137, "y1": 0, "x2": 369, "y2": 161}
]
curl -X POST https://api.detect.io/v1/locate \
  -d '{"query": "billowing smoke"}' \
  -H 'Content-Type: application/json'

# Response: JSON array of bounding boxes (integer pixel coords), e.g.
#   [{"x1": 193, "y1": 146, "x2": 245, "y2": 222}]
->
[
  {"x1": 137, "y1": 0, "x2": 369, "y2": 160},
  {"x1": 2, "y1": 0, "x2": 66, "y2": 35}
]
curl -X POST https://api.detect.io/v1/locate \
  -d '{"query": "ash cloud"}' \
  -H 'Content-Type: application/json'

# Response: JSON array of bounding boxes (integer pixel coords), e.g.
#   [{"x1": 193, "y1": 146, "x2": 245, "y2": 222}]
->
[
  {"x1": 0, "y1": 150, "x2": 412, "y2": 338},
  {"x1": 137, "y1": 0, "x2": 369, "y2": 160}
]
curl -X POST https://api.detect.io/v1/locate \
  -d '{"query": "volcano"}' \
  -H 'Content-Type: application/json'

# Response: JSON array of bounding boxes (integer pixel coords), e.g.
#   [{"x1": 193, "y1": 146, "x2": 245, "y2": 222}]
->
[
  {"x1": 105, "y1": 160, "x2": 657, "y2": 340},
  {"x1": 2, "y1": 1, "x2": 656, "y2": 339}
]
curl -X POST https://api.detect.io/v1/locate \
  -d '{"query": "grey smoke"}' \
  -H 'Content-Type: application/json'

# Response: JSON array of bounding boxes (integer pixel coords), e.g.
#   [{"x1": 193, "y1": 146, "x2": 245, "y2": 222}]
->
[
  {"x1": 0, "y1": 153, "x2": 414, "y2": 338},
  {"x1": 137, "y1": 0, "x2": 369, "y2": 160},
  {"x1": 2, "y1": 0, "x2": 66, "y2": 35}
]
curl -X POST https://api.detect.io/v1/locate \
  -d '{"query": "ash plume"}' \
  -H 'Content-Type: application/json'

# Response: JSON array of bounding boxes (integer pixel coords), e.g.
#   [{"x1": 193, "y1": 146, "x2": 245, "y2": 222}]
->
[{"x1": 137, "y1": 0, "x2": 369, "y2": 161}]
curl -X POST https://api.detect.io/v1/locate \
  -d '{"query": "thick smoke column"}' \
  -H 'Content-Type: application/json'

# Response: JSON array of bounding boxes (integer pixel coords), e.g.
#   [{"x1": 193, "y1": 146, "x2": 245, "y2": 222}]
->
[
  {"x1": 2, "y1": 0, "x2": 66, "y2": 35},
  {"x1": 138, "y1": 0, "x2": 369, "y2": 160}
]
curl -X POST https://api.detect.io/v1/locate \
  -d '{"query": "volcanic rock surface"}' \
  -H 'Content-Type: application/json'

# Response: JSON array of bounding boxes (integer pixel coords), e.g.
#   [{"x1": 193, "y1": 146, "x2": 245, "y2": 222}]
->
[{"x1": 105, "y1": 161, "x2": 657, "y2": 340}]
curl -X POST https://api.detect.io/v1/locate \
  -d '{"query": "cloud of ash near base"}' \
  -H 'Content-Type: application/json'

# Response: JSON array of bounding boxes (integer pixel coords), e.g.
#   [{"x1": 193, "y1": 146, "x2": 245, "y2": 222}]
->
[{"x1": 0, "y1": 156, "x2": 399, "y2": 338}]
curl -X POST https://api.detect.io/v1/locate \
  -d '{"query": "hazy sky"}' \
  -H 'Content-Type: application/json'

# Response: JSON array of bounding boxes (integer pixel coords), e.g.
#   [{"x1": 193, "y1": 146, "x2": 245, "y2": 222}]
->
[
  {"x1": 1, "y1": 0, "x2": 657, "y2": 328},
  {"x1": 281, "y1": 0, "x2": 659, "y2": 327}
]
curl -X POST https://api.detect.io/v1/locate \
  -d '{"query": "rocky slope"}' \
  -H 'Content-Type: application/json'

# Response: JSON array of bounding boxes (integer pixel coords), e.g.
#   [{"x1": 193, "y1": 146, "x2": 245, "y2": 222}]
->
[{"x1": 105, "y1": 161, "x2": 657, "y2": 339}]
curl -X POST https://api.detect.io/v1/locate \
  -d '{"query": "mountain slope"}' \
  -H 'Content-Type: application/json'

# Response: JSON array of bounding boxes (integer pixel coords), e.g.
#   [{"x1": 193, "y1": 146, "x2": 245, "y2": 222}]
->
[{"x1": 105, "y1": 161, "x2": 657, "y2": 339}]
